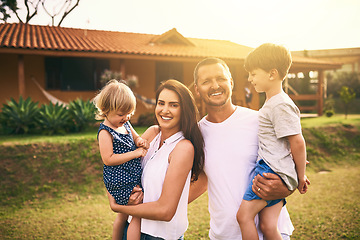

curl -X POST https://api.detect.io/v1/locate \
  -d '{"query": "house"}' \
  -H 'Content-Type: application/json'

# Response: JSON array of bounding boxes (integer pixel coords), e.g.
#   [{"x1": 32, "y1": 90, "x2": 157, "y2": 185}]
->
[
  {"x1": 0, "y1": 23, "x2": 342, "y2": 120},
  {"x1": 293, "y1": 48, "x2": 360, "y2": 73}
]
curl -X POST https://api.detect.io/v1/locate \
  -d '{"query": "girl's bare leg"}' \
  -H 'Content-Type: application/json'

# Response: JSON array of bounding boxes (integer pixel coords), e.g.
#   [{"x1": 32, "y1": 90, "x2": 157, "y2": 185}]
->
[
  {"x1": 127, "y1": 217, "x2": 141, "y2": 240},
  {"x1": 112, "y1": 213, "x2": 128, "y2": 240}
]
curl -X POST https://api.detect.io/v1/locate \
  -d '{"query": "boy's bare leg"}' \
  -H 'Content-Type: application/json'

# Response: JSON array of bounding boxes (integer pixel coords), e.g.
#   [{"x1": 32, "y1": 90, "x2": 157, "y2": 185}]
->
[
  {"x1": 259, "y1": 201, "x2": 284, "y2": 240},
  {"x1": 237, "y1": 199, "x2": 267, "y2": 240}
]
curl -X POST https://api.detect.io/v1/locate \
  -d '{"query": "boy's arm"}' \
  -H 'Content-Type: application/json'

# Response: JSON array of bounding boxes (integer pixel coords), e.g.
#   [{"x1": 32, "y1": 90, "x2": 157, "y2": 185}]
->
[
  {"x1": 288, "y1": 133, "x2": 309, "y2": 194},
  {"x1": 254, "y1": 133, "x2": 308, "y2": 199},
  {"x1": 98, "y1": 130, "x2": 147, "y2": 166}
]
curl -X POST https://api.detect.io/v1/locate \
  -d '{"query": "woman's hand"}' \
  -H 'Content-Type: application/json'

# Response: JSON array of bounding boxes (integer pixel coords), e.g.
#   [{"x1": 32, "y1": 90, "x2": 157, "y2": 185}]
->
[
  {"x1": 107, "y1": 186, "x2": 143, "y2": 213},
  {"x1": 128, "y1": 185, "x2": 143, "y2": 205}
]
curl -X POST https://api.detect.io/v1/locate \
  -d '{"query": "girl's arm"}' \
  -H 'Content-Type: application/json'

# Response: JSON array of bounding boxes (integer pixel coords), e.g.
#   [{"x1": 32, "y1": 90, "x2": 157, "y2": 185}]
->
[
  {"x1": 128, "y1": 122, "x2": 143, "y2": 147},
  {"x1": 108, "y1": 139, "x2": 194, "y2": 221},
  {"x1": 98, "y1": 130, "x2": 147, "y2": 166},
  {"x1": 130, "y1": 124, "x2": 159, "y2": 149},
  {"x1": 288, "y1": 133, "x2": 309, "y2": 194}
]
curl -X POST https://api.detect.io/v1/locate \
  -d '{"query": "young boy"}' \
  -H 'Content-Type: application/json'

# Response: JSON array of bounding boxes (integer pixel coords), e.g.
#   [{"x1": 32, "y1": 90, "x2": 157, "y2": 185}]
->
[{"x1": 237, "y1": 43, "x2": 310, "y2": 240}]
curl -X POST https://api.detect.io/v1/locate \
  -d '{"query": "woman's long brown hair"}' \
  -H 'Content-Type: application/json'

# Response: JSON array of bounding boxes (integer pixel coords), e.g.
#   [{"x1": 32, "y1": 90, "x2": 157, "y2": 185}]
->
[{"x1": 156, "y1": 79, "x2": 205, "y2": 182}]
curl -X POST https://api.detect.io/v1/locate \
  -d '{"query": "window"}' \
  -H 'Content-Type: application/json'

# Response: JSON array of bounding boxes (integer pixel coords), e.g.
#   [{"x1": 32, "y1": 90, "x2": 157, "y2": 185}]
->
[
  {"x1": 156, "y1": 61, "x2": 183, "y2": 90},
  {"x1": 45, "y1": 57, "x2": 109, "y2": 91}
]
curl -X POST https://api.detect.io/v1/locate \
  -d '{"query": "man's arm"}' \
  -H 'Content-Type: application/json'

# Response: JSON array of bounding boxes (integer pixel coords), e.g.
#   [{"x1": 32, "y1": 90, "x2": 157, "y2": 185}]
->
[
  {"x1": 188, "y1": 170, "x2": 208, "y2": 203},
  {"x1": 252, "y1": 173, "x2": 293, "y2": 200}
]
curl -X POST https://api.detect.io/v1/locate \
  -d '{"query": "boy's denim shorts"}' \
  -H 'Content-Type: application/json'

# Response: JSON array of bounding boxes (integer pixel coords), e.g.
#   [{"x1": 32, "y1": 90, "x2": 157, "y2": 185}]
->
[{"x1": 243, "y1": 159, "x2": 286, "y2": 207}]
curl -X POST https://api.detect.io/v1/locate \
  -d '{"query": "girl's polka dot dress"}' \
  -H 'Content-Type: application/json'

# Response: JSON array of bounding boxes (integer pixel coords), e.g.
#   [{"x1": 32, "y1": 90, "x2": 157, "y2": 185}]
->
[{"x1": 98, "y1": 122, "x2": 142, "y2": 205}]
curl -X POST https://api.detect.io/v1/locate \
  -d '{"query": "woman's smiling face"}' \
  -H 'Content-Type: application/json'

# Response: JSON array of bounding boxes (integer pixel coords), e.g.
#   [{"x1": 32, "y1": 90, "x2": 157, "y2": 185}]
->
[{"x1": 155, "y1": 88, "x2": 181, "y2": 133}]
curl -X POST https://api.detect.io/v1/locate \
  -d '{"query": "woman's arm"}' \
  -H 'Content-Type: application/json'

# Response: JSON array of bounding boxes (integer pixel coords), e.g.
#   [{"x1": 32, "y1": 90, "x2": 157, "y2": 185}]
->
[
  {"x1": 98, "y1": 130, "x2": 147, "y2": 166},
  {"x1": 188, "y1": 171, "x2": 207, "y2": 204},
  {"x1": 108, "y1": 139, "x2": 194, "y2": 221},
  {"x1": 140, "y1": 125, "x2": 159, "y2": 143}
]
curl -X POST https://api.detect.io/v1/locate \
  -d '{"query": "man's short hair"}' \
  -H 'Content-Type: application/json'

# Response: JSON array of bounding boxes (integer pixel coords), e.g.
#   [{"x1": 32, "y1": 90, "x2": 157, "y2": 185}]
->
[
  {"x1": 244, "y1": 43, "x2": 292, "y2": 80},
  {"x1": 194, "y1": 58, "x2": 232, "y2": 83}
]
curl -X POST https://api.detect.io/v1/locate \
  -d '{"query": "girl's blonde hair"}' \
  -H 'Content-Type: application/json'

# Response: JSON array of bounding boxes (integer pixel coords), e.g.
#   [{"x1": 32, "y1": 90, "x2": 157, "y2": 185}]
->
[{"x1": 93, "y1": 79, "x2": 136, "y2": 120}]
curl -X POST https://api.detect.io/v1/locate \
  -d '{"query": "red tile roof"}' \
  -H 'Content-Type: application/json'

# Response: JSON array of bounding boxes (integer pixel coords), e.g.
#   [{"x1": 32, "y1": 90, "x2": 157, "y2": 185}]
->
[
  {"x1": 0, "y1": 23, "x2": 253, "y2": 60},
  {"x1": 0, "y1": 23, "x2": 342, "y2": 69}
]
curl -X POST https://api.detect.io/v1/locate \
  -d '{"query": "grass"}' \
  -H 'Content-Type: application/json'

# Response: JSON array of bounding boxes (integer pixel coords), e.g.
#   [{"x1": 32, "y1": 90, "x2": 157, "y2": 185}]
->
[
  {"x1": 301, "y1": 114, "x2": 360, "y2": 128},
  {"x1": 0, "y1": 125, "x2": 148, "y2": 145},
  {"x1": 1, "y1": 164, "x2": 359, "y2": 239},
  {"x1": 286, "y1": 165, "x2": 360, "y2": 239},
  {"x1": 1, "y1": 115, "x2": 360, "y2": 239}
]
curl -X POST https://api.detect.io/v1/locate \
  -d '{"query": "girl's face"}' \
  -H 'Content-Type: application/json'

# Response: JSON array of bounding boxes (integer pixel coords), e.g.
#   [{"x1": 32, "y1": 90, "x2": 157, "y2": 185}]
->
[
  {"x1": 105, "y1": 110, "x2": 132, "y2": 129},
  {"x1": 155, "y1": 88, "x2": 181, "y2": 134}
]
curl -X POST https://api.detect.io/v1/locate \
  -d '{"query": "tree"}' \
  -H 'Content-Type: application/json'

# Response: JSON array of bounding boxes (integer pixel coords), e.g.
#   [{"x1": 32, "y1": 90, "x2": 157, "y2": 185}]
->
[
  {"x1": 327, "y1": 72, "x2": 360, "y2": 98},
  {"x1": 0, "y1": 0, "x2": 80, "y2": 26},
  {"x1": 0, "y1": 0, "x2": 18, "y2": 22},
  {"x1": 339, "y1": 86, "x2": 356, "y2": 119},
  {"x1": 42, "y1": 0, "x2": 80, "y2": 26}
]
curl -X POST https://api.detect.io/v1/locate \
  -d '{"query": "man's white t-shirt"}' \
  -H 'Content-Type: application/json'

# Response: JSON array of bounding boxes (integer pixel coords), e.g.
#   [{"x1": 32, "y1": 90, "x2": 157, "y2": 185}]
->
[{"x1": 198, "y1": 106, "x2": 294, "y2": 240}]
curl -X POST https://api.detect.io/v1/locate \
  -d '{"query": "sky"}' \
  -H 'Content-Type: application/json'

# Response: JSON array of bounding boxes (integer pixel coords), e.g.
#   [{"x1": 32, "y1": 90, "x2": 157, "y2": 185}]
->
[{"x1": 4, "y1": 0, "x2": 360, "y2": 51}]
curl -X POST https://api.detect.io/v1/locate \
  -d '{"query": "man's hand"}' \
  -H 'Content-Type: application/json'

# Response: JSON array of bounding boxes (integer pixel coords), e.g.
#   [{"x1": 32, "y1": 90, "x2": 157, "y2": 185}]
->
[{"x1": 252, "y1": 173, "x2": 293, "y2": 200}]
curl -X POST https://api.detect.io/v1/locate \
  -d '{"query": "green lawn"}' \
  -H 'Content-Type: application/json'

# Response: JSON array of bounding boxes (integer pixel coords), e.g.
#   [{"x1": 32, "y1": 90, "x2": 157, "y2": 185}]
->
[
  {"x1": 300, "y1": 114, "x2": 360, "y2": 128},
  {"x1": 1, "y1": 164, "x2": 358, "y2": 239},
  {"x1": 1, "y1": 115, "x2": 360, "y2": 239}
]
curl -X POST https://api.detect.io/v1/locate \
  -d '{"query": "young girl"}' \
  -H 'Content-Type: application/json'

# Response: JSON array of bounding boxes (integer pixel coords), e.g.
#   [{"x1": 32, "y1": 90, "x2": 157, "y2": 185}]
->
[
  {"x1": 93, "y1": 79, "x2": 148, "y2": 240},
  {"x1": 107, "y1": 79, "x2": 205, "y2": 239}
]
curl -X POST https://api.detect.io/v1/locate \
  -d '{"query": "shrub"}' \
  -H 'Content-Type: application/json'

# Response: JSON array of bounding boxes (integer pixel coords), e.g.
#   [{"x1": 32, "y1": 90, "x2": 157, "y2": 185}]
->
[
  {"x1": 0, "y1": 97, "x2": 39, "y2": 134},
  {"x1": 325, "y1": 110, "x2": 334, "y2": 117},
  {"x1": 323, "y1": 94, "x2": 335, "y2": 117},
  {"x1": 38, "y1": 102, "x2": 70, "y2": 135},
  {"x1": 68, "y1": 99, "x2": 97, "y2": 132}
]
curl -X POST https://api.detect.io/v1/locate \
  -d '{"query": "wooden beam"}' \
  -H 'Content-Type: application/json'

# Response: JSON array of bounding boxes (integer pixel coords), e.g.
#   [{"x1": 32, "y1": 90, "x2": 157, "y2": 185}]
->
[
  {"x1": 120, "y1": 59, "x2": 126, "y2": 78},
  {"x1": 288, "y1": 94, "x2": 318, "y2": 100},
  {"x1": 298, "y1": 106, "x2": 317, "y2": 111},
  {"x1": 317, "y1": 70, "x2": 324, "y2": 116},
  {"x1": 18, "y1": 54, "x2": 25, "y2": 97}
]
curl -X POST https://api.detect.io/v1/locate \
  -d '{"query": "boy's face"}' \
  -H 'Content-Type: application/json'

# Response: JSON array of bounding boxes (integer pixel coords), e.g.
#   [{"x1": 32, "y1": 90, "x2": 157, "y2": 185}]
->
[{"x1": 247, "y1": 68, "x2": 272, "y2": 93}]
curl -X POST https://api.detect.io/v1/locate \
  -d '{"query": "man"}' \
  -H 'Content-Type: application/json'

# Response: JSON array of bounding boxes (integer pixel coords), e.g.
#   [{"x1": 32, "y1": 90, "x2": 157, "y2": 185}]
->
[{"x1": 189, "y1": 58, "x2": 294, "y2": 239}]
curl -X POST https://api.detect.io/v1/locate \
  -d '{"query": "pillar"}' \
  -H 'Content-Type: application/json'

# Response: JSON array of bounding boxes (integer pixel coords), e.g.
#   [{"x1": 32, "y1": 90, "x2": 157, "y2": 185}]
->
[{"x1": 18, "y1": 54, "x2": 25, "y2": 97}]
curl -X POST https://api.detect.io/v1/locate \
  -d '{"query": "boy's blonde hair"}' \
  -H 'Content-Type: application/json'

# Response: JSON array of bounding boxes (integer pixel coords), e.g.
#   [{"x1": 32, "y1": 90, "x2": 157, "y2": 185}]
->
[
  {"x1": 93, "y1": 79, "x2": 136, "y2": 120},
  {"x1": 244, "y1": 43, "x2": 292, "y2": 80}
]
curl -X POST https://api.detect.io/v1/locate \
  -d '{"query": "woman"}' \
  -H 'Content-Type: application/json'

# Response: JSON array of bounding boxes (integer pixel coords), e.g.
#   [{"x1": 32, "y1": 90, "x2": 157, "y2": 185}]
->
[{"x1": 107, "y1": 79, "x2": 204, "y2": 239}]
